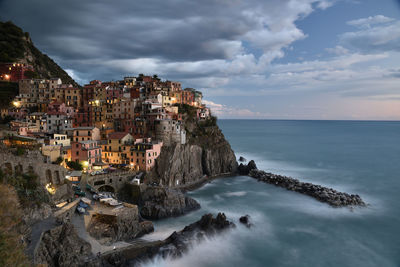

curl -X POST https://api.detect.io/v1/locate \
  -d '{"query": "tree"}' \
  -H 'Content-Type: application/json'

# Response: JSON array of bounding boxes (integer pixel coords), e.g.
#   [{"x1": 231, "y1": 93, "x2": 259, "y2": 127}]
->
[
  {"x1": 53, "y1": 156, "x2": 63, "y2": 165},
  {"x1": 23, "y1": 70, "x2": 38, "y2": 79},
  {"x1": 66, "y1": 161, "x2": 83, "y2": 171}
]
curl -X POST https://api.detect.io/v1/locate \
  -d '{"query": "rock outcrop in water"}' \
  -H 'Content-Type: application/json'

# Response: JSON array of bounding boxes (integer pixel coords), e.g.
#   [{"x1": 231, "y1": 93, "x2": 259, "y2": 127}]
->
[
  {"x1": 238, "y1": 160, "x2": 257, "y2": 175},
  {"x1": 140, "y1": 186, "x2": 200, "y2": 220},
  {"x1": 87, "y1": 213, "x2": 235, "y2": 266},
  {"x1": 249, "y1": 169, "x2": 366, "y2": 207}
]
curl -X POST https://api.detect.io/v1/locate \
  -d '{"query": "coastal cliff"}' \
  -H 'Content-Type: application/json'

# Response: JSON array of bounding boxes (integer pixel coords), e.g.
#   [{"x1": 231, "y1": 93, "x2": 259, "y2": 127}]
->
[{"x1": 147, "y1": 120, "x2": 238, "y2": 187}]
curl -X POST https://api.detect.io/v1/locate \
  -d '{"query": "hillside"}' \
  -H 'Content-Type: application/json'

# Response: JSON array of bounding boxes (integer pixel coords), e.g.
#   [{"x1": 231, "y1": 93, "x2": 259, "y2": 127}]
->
[{"x1": 0, "y1": 21, "x2": 78, "y2": 86}]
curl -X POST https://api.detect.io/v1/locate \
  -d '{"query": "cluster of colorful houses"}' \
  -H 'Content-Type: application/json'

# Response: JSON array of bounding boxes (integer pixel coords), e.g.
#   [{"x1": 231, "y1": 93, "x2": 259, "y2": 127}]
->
[{"x1": 1, "y1": 73, "x2": 211, "y2": 173}]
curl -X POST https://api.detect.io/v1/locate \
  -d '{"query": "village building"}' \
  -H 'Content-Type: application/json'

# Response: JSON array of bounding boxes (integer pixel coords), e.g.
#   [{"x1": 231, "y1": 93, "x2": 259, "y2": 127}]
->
[{"x1": 71, "y1": 140, "x2": 102, "y2": 171}]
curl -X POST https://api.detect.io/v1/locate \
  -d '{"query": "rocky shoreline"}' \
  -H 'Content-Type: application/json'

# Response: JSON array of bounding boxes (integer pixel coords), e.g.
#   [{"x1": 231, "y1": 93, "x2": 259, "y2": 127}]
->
[
  {"x1": 244, "y1": 161, "x2": 366, "y2": 207},
  {"x1": 86, "y1": 212, "x2": 235, "y2": 266}
]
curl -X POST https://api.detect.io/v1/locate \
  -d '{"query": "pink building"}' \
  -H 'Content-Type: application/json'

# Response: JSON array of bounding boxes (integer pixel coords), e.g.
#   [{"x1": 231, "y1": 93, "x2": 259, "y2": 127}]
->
[
  {"x1": 127, "y1": 140, "x2": 163, "y2": 171},
  {"x1": 71, "y1": 140, "x2": 102, "y2": 171}
]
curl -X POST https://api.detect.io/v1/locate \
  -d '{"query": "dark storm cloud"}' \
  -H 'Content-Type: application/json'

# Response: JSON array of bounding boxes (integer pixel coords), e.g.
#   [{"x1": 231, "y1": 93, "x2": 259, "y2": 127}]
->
[
  {"x1": 0, "y1": 0, "x2": 328, "y2": 85},
  {"x1": 0, "y1": 0, "x2": 254, "y2": 61}
]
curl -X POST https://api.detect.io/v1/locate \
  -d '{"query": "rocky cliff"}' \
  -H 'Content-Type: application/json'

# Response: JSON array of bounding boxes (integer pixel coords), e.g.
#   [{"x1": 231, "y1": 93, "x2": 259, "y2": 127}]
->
[
  {"x1": 34, "y1": 223, "x2": 92, "y2": 267},
  {"x1": 148, "y1": 121, "x2": 238, "y2": 187}
]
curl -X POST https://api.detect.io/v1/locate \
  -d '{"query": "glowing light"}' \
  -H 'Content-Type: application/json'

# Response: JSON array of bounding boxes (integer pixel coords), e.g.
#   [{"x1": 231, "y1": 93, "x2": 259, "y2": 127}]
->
[
  {"x1": 45, "y1": 183, "x2": 56, "y2": 195},
  {"x1": 82, "y1": 161, "x2": 89, "y2": 167},
  {"x1": 13, "y1": 101, "x2": 20, "y2": 107},
  {"x1": 95, "y1": 100, "x2": 100, "y2": 105},
  {"x1": 4, "y1": 74, "x2": 10, "y2": 80}
]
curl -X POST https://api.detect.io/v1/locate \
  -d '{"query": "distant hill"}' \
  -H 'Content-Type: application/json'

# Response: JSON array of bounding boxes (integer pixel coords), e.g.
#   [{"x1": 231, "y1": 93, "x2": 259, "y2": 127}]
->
[{"x1": 0, "y1": 21, "x2": 78, "y2": 86}]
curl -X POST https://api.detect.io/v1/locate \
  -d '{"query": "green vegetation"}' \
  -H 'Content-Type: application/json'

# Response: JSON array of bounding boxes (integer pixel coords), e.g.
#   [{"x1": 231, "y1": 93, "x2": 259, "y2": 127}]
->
[
  {"x1": 0, "y1": 21, "x2": 25, "y2": 63},
  {"x1": 0, "y1": 21, "x2": 78, "y2": 86},
  {"x1": 176, "y1": 104, "x2": 197, "y2": 120},
  {"x1": 15, "y1": 147, "x2": 25, "y2": 156},
  {"x1": 23, "y1": 69, "x2": 39, "y2": 79},
  {"x1": 0, "y1": 184, "x2": 31, "y2": 267},
  {"x1": 8, "y1": 172, "x2": 50, "y2": 206},
  {"x1": 66, "y1": 161, "x2": 83, "y2": 171},
  {"x1": 199, "y1": 115, "x2": 217, "y2": 127},
  {"x1": 0, "y1": 81, "x2": 18, "y2": 108},
  {"x1": 53, "y1": 156, "x2": 63, "y2": 165}
]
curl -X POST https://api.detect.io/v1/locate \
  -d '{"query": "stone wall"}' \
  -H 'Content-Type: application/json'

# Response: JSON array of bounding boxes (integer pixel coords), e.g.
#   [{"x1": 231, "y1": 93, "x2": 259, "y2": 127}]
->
[{"x1": 0, "y1": 149, "x2": 67, "y2": 186}]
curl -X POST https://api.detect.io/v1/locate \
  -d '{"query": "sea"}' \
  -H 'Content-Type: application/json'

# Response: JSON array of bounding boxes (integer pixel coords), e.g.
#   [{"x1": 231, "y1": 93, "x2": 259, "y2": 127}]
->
[{"x1": 139, "y1": 120, "x2": 400, "y2": 267}]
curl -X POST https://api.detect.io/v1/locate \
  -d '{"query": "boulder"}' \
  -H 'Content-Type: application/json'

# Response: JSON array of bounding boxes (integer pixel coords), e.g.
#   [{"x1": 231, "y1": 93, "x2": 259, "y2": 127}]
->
[
  {"x1": 140, "y1": 187, "x2": 200, "y2": 220},
  {"x1": 239, "y1": 215, "x2": 253, "y2": 228},
  {"x1": 238, "y1": 160, "x2": 258, "y2": 175}
]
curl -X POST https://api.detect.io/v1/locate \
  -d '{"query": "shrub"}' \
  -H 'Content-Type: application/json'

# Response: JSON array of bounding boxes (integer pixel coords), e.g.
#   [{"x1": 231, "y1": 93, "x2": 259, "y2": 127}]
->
[
  {"x1": 66, "y1": 161, "x2": 83, "y2": 171},
  {"x1": 53, "y1": 156, "x2": 63, "y2": 165}
]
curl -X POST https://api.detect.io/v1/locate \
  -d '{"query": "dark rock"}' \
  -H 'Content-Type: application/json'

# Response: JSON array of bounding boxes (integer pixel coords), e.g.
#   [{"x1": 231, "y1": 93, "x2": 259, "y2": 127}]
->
[
  {"x1": 140, "y1": 187, "x2": 200, "y2": 220},
  {"x1": 34, "y1": 223, "x2": 92, "y2": 267},
  {"x1": 239, "y1": 215, "x2": 253, "y2": 228},
  {"x1": 238, "y1": 160, "x2": 258, "y2": 175},
  {"x1": 248, "y1": 169, "x2": 366, "y2": 207},
  {"x1": 238, "y1": 156, "x2": 247, "y2": 162}
]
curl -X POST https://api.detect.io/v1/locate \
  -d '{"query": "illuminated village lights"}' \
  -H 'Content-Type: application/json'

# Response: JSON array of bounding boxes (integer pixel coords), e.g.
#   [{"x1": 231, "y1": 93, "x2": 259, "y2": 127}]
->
[
  {"x1": 13, "y1": 101, "x2": 21, "y2": 107},
  {"x1": 45, "y1": 183, "x2": 56, "y2": 195}
]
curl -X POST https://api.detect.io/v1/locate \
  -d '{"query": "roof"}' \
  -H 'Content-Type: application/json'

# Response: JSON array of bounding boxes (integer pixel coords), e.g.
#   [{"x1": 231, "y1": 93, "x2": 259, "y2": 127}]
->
[
  {"x1": 108, "y1": 132, "x2": 130, "y2": 140},
  {"x1": 69, "y1": 171, "x2": 82, "y2": 177}
]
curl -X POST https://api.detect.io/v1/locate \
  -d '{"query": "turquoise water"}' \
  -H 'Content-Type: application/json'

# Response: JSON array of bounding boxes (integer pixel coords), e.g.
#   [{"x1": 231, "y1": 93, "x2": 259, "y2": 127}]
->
[{"x1": 140, "y1": 120, "x2": 400, "y2": 267}]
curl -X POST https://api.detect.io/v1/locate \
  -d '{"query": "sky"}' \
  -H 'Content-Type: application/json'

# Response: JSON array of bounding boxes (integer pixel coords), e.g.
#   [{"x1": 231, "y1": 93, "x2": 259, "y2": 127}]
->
[{"x1": 1, "y1": 0, "x2": 400, "y2": 120}]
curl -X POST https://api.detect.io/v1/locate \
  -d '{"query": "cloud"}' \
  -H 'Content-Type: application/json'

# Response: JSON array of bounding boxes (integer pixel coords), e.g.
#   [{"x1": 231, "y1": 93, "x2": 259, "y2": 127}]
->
[
  {"x1": 341, "y1": 17, "x2": 400, "y2": 53},
  {"x1": 0, "y1": 0, "x2": 333, "y2": 84},
  {"x1": 202, "y1": 100, "x2": 265, "y2": 118},
  {"x1": 347, "y1": 15, "x2": 395, "y2": 28},
  {"x1": 325, "y1": 45, "x2": 349, "y2": 55}
]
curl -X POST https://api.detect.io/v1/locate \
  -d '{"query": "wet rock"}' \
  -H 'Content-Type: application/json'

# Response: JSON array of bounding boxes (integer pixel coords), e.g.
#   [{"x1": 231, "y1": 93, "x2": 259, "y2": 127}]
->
[
  {"x1": 248, "y1": 169, "x2": 366, "y2": 207},
  {"x1": 140, "y1": 187, "x2": 200, "y2": 220},
  {"x1": 239, "y1": 215, "x2": 253, "y2": 228},
  {"x1": 239, "y1": 156, "x2": 247, "y2": 162},
  {"x1": 238, "y1": 160, "x2": 258, "y2": 175}
]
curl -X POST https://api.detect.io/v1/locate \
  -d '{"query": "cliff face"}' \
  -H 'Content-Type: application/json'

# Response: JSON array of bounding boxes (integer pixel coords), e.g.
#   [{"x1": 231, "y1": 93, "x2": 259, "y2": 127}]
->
[{"x1": 148, "y1": 121, "x2": 238, "y2": 187}]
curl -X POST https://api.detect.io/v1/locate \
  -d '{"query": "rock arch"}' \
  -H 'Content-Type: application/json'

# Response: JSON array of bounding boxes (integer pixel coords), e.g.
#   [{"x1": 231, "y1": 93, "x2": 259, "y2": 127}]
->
[{"x1": 97, "y1": 185, "x2": 115, "y2": 193}]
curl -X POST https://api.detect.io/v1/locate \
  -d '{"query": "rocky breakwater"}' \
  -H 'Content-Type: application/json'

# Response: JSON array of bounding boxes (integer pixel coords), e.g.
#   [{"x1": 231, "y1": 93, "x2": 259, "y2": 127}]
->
[
  {"x1": 88, "y1": 203, "x2": 154, "y2": 244},
  {"x1": 147, "y1": 121, "x2": 238, "y2": 187},
  {"x1": 140, "y1": 186, "x2": 200, "y2": 220},
  {"x1": 249, "y1": 169, "x2": 366, "y2": 207}
]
